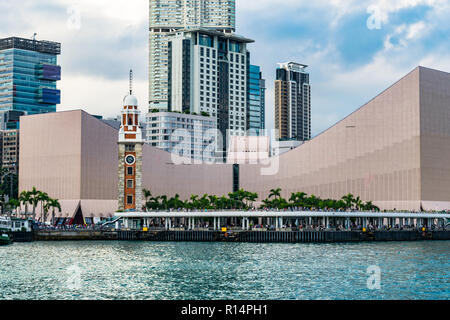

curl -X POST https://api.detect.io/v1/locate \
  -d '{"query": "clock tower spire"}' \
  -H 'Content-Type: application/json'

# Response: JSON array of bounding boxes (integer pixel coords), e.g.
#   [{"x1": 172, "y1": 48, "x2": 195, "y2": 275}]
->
[{"x1": 118, "y1": 69, "x2": 144, "y2": 212}]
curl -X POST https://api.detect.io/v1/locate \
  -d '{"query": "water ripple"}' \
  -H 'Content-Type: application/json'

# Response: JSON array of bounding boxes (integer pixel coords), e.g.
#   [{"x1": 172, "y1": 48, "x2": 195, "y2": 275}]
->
[{"x1": 0, "y1": 241, "x2": 449, "y2": 300}]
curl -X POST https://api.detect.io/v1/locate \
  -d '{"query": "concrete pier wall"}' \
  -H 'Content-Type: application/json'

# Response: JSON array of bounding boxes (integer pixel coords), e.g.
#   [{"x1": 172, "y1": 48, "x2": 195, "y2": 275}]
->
[{"x1": 31, "y1": 230, "x2": 450, "y2": 243}]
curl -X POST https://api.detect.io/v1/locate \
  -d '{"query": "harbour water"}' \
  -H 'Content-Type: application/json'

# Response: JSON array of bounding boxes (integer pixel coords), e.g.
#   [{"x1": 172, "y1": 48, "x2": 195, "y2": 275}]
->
[{"x1": 1, "y1": 241, "x2": 449, "y2": 300}]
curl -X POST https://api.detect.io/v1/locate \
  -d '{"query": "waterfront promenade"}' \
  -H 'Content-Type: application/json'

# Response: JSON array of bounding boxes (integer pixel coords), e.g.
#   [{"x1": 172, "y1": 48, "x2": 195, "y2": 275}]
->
[
  {"x1": 26, "y1": 210, "x2": 449, "y2": 243},
  {"x1": 116, "y1": 210, "x2": 449, "y2": 232}
]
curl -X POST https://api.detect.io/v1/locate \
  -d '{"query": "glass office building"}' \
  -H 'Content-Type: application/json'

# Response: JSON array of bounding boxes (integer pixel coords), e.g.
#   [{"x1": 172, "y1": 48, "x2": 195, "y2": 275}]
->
[
  {"x1": 0, "y1": 37, "x2": 61, "y2": 115},
  {"x1": 247, "y1": 64, "x2": 266, "y2": 135}
]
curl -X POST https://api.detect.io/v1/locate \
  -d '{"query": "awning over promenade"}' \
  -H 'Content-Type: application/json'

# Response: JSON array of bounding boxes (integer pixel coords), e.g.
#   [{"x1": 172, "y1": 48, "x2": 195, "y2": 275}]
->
[{"x1": 116, "y1": 211, "x2": 450, "y2": 219}]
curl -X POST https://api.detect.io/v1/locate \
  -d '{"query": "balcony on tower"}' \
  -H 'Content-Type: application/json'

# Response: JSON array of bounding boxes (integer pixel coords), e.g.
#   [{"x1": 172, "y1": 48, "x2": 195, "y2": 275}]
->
[
  {"x1": 38, "y1": 87, "x2": 61, "y2": 105},
  {"x1": 37, "y1": 63, "x2": 61, "y2": 81}
]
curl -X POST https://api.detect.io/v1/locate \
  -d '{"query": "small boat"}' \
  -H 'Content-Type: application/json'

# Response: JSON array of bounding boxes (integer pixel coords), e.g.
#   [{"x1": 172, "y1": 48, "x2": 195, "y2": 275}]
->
[{"x1": 0, "y1": 233, "x2": 12, "y2": 246}]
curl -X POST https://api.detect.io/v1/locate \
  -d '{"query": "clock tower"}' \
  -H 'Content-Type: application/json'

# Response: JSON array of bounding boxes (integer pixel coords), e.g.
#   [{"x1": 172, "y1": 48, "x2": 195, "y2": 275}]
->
[{"x1": 118, "y1": 70, "x2": 144, "y2": 212}]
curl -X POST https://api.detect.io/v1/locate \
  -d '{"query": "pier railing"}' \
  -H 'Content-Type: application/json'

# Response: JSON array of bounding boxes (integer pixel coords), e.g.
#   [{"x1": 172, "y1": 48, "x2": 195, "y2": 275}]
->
[{"x1": 116, "y1": 211, "x2": 449, "y2": 232}]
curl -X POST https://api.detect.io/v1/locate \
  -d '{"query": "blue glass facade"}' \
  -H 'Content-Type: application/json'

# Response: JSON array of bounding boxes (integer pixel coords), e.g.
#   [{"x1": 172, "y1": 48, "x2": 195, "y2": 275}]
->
[
  {"x1": 0, "y1": 38, "x2": 61, "y2": 115},
  {"x1": 247, "y1": 64, "x2": 265, "y2": 135}
]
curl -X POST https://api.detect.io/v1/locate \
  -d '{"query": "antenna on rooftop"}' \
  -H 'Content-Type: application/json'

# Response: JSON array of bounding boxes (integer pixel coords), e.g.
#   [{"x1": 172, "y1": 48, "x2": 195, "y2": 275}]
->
[{"x1": 129, "y1": 69, "x2": 133, "y2": 95}]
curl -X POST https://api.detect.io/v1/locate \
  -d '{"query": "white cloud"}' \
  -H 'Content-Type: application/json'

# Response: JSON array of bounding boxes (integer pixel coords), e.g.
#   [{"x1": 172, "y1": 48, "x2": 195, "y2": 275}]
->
[{"x1": 406, "y1": 21, "x2": 427, "y2": 39}]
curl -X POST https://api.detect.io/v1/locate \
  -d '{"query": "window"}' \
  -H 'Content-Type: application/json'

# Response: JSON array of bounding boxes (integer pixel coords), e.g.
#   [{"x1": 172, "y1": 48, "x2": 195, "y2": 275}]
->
[
  {"x1": 127, "y1": 180, "x2": 134, "y2": 189},
  {"x1": 127, "y1": 195, "x2": 133, "y2": 205},
  {"x1": 127, "y1": 167, "x2": 133, "y2": 176}
]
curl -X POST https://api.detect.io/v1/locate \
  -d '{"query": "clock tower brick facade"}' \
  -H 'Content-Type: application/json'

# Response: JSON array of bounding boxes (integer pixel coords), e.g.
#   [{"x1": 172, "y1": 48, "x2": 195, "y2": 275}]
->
[{"x1": 118, "y1": 71, "x2": 144, "y2": 212}]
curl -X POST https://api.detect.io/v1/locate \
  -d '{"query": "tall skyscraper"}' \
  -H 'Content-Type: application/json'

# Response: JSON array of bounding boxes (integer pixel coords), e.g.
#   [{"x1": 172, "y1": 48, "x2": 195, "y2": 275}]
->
[
  {"x1": 167, "y1": 29, "x2": 253, "y2": 160},
  {"x1": 0, "y1": 36, "x2": 61, "y2": 176},
  {"x1": 0, "y1": 36, "x2": 61, "y2": 115},
  {"x1": 149, "y1": 0, "x2": 236, "y2": 112},
  {"x1": 275, "y1": 62, "x2": 311, "y2": 141},
  {"x1": 246, "y1": 64, "x2": 266, "y2": 135}
]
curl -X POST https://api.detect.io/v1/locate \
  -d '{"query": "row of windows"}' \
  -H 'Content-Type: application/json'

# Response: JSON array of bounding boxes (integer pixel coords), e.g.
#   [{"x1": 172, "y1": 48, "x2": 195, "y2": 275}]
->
[{"x1": 146, "y1": 116, "x2": 214, "y2": 126}]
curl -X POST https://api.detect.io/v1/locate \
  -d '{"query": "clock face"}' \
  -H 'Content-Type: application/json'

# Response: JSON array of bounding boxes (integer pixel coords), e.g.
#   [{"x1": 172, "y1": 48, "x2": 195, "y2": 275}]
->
[{"x1": 125, "y1": 155, "x2": 136, "y2": 165}]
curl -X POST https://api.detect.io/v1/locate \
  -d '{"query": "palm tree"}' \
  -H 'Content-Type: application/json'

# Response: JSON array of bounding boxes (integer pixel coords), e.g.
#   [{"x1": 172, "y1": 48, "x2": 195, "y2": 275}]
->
[
  {"x1": 274, "y1": 197, "x2": 289, "y2": 210},
  {"x1": 363, "y1": 201, "x2": 380, "y2": 212},
  {"x1": 19, "y1": 191, "x2": 32, "y2": 219},
  {"x1": 208, "y1": 195, "x2": 218, "y2": 209},
  {"x1": 289, "y1": 192, "x2": 307, "y2": 208},
  {"x1": 260, "y1": 188, "x2": 282, "y2": 209},
  {"x1": 354, "y1": 196, "x2": 363, "y2": 211},
  {"x1": 246, "y1": 192, "x2": 258, "y2": 209},
  {"x1": 322, "y1": 199, "x2": 336, "y2": 210},
  {"x1": 269, "y1": 188, "x2": 282, "y2": 200},
  {"x1": 228, "y1": 192, "x2": 238, "y2": 209},
  {"x1": 146, "y1": 195, "x2": 161, "y2": 211},
  {"x1": 341, "y1": 194, "x2": 355, "y2": 210},
  {"x1": 29, "y1": 187, "x2": 41, "y2": 221},
  {"x1": 216, "y1": 196, "x2": 230, "y2": 210},
  {"x1": 236, "y1": 189, "x2": 248, "y2": 209},
  {"x1": 306, "y1": 195, "x2": 320, "y2": 209},
  {"x1": 183, "y1": 199, "x2": 191, "y2": 210},
  {"x1": 38, "y1": 191, "x2": 50, "y2": 223},
  {"x1": 260, "y1": 198, "x2": 272, "y2": 209},
  {"x1": 199, "y1": 194, "x2": 210, "y2": 210},
  {"x1": 160, "y1": 195, "x2": 168, "y2": 210},
  {"x1": 168, "y1": 194, "x2": 184, "y2": 210},
  {"x1": 46, "y1": 198, "x2": 61, "y2": 225},
  {"x1": 189, "y1": 195, "x2": 199, "y2": 210},
  {"x1": 143, "y1": 189, "x2": 152, "y2": 211}
]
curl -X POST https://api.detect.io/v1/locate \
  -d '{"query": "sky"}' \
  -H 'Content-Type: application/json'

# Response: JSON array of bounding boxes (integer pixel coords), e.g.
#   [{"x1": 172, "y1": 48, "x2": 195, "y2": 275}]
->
[{"x1": 1, "y1": 0, "x2": 450, "y2": 136}]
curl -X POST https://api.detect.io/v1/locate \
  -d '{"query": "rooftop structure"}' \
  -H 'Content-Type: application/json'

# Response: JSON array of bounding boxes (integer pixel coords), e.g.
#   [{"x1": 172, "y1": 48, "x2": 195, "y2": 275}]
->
[
  {"x1": 0, "y1": 37, "x2": 61, "y2": 55},
  {"x1": 0, "y1": 36, "x2": 61, "y2": 115}
]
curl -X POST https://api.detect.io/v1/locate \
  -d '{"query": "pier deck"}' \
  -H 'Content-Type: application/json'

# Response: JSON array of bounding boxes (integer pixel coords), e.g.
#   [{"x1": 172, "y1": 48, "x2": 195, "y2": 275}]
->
[
  {"x1": 116, "y1": 211, "x2": 449, "y2": 233},
  {"x1": 31, "y1": 229, "x2": 450, "y2": 243}
]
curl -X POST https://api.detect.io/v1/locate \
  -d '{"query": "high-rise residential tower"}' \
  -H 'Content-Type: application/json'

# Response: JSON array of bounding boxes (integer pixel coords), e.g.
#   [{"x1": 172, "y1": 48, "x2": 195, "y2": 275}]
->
[
  {"x1": 0, "y1": 36, "x2": 61, "y2": 115},
  {"x1": 275, "y1": 62, "x2": 311, "y2": 141},
  {"x1": 149, "y1": 0, "x2": 236, "y2": 112},
  {"x1": 167, "y1": 29, "x2": 253, "y2": 160}
]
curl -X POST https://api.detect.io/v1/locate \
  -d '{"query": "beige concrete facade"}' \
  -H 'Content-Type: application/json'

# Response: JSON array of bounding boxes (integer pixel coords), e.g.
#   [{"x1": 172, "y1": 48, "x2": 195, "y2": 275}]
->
[
  {"x1": 19, "y1": 110, "x2": 233, "y2": 220},
  {"x1": 420, "y1": 68, "x2": 450, "y2": 210},
  {"x1": 227, "y1": 136, "x2": 270, "y2": 164},
  {"x1": 241, "y1": 66, "x2": 450, "y2": 211},
  {"x1": 242, "y1": 67, "x2": 422, "y2": 210},
  {"x1": 18, "y1": 66, "x2": 450, "y2": 220}
]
